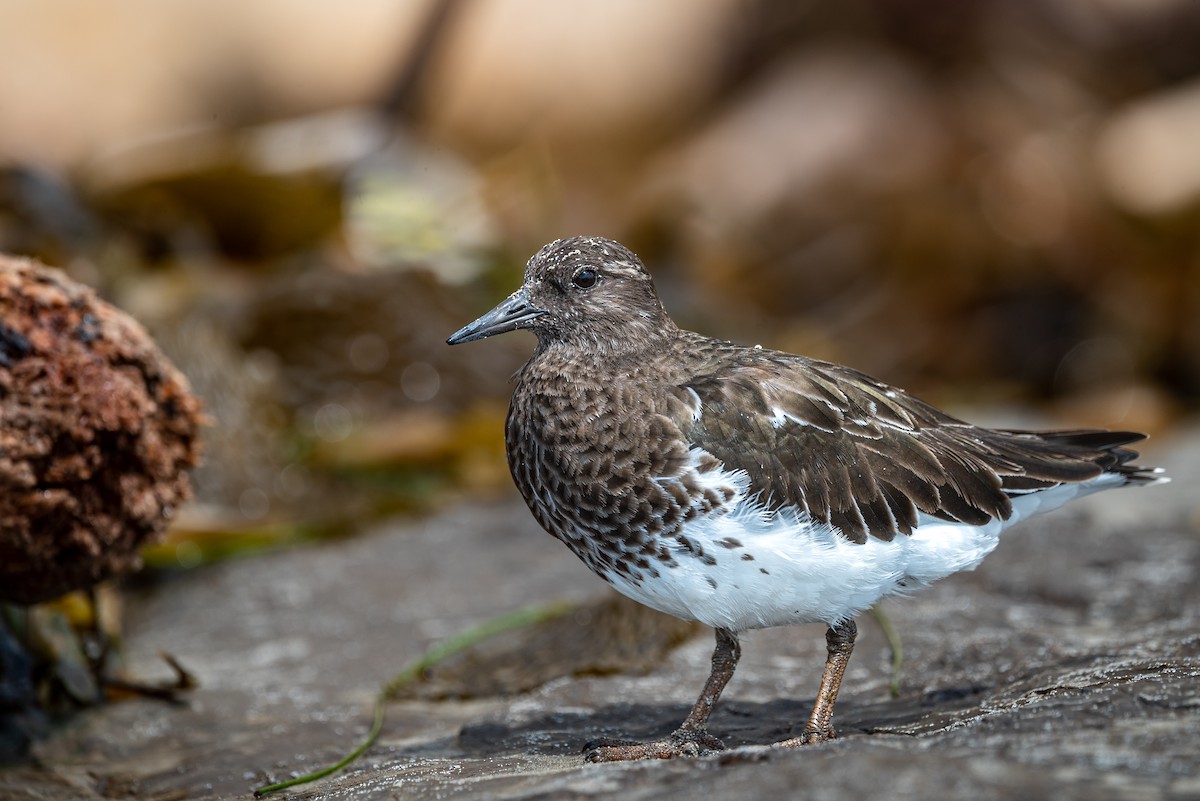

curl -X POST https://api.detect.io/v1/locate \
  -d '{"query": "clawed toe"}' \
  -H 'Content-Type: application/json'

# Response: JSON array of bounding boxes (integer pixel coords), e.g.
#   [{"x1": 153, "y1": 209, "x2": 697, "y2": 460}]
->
[
  {"x1": 583, "y1": 730, "x2": 725, "y2": 763},
  {"x1": 775, "y1": 726, "x2": 836, "y2": 749},
  {"x1": 581, "y1": 736, "x2": 640, "y2": 752}
]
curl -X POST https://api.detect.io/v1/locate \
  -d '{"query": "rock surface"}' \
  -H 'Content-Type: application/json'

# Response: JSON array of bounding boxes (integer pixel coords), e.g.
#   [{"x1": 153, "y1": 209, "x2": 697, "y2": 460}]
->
[{"x1": 1, "y1": 433, "x2": 1196, "y2": 800}]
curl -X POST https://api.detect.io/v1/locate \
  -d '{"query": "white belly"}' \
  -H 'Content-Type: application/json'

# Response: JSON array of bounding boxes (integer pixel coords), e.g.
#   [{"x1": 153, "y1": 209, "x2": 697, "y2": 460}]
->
[{"x1": 601, "y1": 473, "x2": 1123, "y2": 632}]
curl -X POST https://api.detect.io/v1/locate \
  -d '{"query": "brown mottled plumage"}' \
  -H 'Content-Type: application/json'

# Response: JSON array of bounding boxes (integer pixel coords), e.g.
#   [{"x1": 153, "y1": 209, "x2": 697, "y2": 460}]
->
[{"x1": 448, "y1": 236, "x2": 1164, "y2": 762}]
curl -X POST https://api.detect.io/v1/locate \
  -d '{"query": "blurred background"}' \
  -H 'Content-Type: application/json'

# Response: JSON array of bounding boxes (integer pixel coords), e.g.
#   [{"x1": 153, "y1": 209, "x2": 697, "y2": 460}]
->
[{"x1": 2, "y1": 0, "x2": 1197, "y2": 570}]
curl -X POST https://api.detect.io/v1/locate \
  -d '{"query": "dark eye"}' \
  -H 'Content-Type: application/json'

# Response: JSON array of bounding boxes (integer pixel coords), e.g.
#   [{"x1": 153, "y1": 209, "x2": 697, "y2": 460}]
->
[{"x1": 572, "y1": 268, "x2": 598, "y2": 289}]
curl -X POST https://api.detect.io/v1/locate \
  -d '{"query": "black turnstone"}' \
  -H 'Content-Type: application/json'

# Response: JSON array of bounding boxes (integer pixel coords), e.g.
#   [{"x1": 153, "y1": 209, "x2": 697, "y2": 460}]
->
[{"x1": 446, "y1": 236, "x2": 1167, "y2": 762}]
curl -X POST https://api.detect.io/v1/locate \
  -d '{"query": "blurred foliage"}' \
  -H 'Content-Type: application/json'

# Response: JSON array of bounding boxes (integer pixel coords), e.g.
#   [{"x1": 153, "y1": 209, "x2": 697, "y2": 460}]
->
[{"x1": 0, "y1": 0, "x2": 1196, "y2": 569}]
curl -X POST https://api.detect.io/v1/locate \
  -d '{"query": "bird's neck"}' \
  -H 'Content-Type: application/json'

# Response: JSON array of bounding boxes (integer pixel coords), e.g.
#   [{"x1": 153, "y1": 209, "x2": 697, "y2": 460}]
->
[
  {"x1": 536, "y1": 316, "x2": 679, "y2": 359},
  {"x1": 525, "y1": 326, "x2": 679, "y2": 386}
]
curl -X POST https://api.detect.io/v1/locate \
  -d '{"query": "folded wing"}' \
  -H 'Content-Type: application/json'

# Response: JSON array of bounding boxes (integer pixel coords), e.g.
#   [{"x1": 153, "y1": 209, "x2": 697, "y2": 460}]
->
[{"x1": 673, "y1": 355, "x2": 1151, "y2": 544}]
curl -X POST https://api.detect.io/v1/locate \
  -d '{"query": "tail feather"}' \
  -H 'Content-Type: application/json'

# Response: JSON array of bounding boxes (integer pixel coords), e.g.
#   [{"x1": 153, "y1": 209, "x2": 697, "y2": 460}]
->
[{"x1": 997, "y1": 428, "x2": 1166, "y2": 489}]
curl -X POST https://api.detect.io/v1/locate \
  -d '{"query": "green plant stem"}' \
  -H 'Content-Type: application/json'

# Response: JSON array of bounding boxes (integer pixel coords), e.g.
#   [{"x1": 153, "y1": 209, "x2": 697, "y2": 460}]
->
[{"x1": 254, "y1": 695, "x2": 387, "y2": 797}]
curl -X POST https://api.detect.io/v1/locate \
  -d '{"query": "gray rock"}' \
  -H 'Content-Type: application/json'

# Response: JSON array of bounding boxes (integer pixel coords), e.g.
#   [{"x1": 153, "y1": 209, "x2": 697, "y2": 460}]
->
[{"x1": 4, "y1": 436, "x2": 1196, "y2": 801}]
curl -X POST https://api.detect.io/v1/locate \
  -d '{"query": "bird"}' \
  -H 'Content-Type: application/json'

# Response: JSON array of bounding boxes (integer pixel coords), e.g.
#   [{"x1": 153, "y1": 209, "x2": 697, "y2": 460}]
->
[{"x1": 446, "y1": 236, "x2": 1166, "y2": 762}]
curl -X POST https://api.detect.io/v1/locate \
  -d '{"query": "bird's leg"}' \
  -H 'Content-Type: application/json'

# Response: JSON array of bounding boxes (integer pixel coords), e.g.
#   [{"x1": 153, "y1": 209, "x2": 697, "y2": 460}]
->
[
  {"x1": 677, "y1": 626, "x2": 741, "y2": 736},
  {"x1": 778, "y1": 619, "x2": 857, "y2": 747},
  {"x1": 584, "y1": 627, "x2": 740, "y2": 762}
]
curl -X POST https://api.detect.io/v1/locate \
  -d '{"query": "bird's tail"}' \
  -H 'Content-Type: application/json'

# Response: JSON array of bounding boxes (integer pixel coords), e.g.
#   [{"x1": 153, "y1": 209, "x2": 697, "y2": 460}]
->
[{"x1": 1001, "y1": 429, "x2": 1168, "y2": 487}]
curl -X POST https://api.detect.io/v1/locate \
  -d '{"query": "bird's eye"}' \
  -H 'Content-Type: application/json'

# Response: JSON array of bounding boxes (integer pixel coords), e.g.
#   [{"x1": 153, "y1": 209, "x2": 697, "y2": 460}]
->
[{"x1": 572, "y1": 268, "x2": 598, "y2": 289}]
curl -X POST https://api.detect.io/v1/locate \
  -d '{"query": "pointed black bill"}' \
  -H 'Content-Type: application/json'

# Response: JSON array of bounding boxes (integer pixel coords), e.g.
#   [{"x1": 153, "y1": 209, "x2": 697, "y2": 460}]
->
[{"x1": 447, "y1": 288, "x2": 545, "y2": 345}]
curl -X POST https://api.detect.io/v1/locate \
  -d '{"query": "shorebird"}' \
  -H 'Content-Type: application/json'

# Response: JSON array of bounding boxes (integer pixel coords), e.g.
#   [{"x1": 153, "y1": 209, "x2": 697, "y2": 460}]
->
[{"x1": 447, "y1": 236, "x2": 1165, "y2": 761}]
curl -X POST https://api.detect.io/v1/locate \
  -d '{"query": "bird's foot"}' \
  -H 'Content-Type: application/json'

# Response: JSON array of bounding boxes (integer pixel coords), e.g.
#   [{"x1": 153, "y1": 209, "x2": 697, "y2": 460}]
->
[
  {"x1": 775, "y1": 725, "x2": 835, "y2": 749},
  {"x1": 583, "y1": 729, "x2": 725, "y2": 762}
]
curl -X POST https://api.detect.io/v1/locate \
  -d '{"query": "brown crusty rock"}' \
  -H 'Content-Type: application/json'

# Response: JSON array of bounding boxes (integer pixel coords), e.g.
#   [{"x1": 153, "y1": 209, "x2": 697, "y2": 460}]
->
[{"x1": 0, "y1": 255, "x2": 202, "y2": 605}]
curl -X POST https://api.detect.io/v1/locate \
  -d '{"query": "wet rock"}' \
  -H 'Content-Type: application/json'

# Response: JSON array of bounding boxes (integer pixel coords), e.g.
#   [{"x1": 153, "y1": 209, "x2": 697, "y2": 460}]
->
[
  {"x1": 5, "y1": 433, "x2": 1196, "y2": 800},
  {"x1": 0, "y1": 255, "x2": 203, "y2": 604}
]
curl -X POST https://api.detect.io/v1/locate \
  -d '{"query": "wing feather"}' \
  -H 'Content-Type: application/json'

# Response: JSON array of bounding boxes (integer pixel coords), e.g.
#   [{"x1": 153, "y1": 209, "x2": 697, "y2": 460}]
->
[{"x1": 668, "y1": 353, "x2": 1148, "y2": 542}]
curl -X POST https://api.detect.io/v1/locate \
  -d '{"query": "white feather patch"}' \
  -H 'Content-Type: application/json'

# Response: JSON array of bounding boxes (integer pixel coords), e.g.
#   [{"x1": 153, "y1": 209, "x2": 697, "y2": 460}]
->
[{"x1": 606, "y1": 461, "x2": 1130, "y2": 632}]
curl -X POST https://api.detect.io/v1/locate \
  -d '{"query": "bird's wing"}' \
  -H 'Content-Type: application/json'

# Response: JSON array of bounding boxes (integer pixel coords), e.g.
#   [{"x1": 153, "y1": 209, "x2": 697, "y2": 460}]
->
[{"x1": 668, "y1": 355, "x2": 1144, "y2": 544}]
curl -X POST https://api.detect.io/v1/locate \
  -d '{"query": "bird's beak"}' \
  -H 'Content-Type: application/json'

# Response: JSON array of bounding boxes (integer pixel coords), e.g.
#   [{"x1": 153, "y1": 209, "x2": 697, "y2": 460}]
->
[{"x1": 446, "y1": 287, "x2": 546, "y2": 345}]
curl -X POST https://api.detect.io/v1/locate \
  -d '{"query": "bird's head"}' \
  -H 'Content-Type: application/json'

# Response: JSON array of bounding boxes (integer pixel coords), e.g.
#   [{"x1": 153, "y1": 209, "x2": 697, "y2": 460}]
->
[{"x1": 447, "y1": 236, "x2": 673, "y2": 352}]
